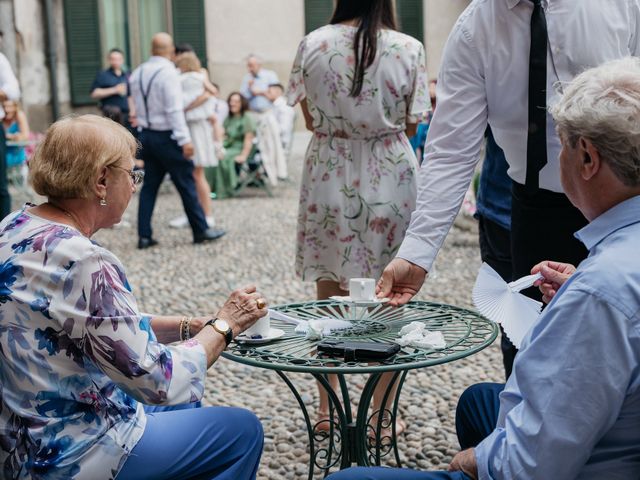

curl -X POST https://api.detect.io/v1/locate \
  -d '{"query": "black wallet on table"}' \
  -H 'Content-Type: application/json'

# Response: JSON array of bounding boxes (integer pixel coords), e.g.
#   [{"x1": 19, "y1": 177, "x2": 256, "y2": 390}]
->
[{"x1": 317, "y1": 340, "x2": 400, "y2": 362}]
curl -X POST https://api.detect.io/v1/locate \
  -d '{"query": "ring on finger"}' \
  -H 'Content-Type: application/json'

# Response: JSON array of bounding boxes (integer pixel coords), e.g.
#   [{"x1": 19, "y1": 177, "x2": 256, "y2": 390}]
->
[{"x1": 256, "y1": 298, "x2": 267, "y2": 310}]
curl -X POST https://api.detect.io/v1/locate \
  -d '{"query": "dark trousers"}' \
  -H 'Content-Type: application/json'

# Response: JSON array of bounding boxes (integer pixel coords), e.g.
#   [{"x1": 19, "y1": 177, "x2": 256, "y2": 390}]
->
[
  {"x1": 477, "y1": 216, "x2": 514, "y2": 379},
  {"x1": 137, "y1": 130, "x2": 207, "y2": 240},
  {"x1": 326, "y1": 383, "x2": 504, "y2": 480},
  {"x1": 500, "y1": 182, "x2": 589, "y2": 377},
  {"x1": 0, "y1": 126, "x2": 11, "y2": 219}
]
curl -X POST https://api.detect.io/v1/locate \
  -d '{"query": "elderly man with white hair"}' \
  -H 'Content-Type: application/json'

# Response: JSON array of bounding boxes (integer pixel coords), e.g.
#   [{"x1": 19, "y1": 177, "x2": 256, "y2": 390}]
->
[{"x1": 328, "y1": 56, "x2": 640, "y2": 480}]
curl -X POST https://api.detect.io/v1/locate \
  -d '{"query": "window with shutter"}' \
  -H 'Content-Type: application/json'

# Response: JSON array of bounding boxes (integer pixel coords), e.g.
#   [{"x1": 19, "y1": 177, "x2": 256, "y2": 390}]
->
[
  {"x1": 396, "y1": 0, "x2": 424, "y2": 42},
  {"x1": 172, "y1": 0, "x2": 207, "y2": 67},
  {"x1": 304, "y1": 0, "x2": 334, "y2": 34},
  {"x1": 63, "y1": 0, "x2": 102, "y2": 106}
]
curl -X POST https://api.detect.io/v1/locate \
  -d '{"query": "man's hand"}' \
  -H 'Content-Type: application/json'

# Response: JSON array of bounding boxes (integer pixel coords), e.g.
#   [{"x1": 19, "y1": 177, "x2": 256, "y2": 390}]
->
[
  {"x1": 376, "y1": 258, "x2": 427, "y2": 306},
  {"x1": 115, "y1": 83, "x2": 127, "y2": 96},
  {"x1": 182, "y1": 142, "x2": 195, "y2": 159},
  {"x1": 531, "y1": 260, "x2": 576, "y2": 304},
  {"x1": 449, "y1": 448, "x2": 478, "y2": 479}
]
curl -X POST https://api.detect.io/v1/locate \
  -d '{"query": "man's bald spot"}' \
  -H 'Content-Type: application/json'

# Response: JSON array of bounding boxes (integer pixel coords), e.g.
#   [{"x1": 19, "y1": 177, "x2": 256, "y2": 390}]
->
[{"x1": 152, "y1": 33, "x2": 174, "y2": 56}]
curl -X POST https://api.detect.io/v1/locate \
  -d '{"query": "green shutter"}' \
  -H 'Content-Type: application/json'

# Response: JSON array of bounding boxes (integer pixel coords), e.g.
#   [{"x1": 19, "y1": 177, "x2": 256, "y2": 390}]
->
[
  {"x1": 396, "y1": 0, "x2": 424, "y2": 42},
  {"x1": 63, "y1": 0, "x2": 102, "y2": 106},
  {"x1": 305, "y1": 0, "x2": 334, "y2": 34},
  {"x1": 172, "y1": 0, "x2": 207, "y2": 67}
]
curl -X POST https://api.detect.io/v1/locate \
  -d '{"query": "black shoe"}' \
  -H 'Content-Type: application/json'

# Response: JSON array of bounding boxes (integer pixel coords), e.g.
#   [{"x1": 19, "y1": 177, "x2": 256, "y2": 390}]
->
[
  {"x1": 138, "y1": 237, "x2": 158, "y2": 250},
  {"x1": 193, "y1": 228, "x2": 227, "y2": 244}
]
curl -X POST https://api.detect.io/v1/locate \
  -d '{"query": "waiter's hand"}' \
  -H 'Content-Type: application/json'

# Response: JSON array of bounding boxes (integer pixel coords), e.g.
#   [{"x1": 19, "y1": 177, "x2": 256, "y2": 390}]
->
[
  {"x1": 182, "y1": 142, "x2": 195, "y2": 159},
  {"x1": 531, "y1": 260, "x2": 576, "y2": 304},
  {"x1": 376, "y1": 258, "x2": 427, "y2": 306}
]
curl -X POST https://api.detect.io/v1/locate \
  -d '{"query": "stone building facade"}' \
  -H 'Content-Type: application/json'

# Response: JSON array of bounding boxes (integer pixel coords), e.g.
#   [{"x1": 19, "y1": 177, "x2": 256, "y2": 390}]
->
[{"x1": 0, "y1": 0, "x2": 469, "y2": 131}]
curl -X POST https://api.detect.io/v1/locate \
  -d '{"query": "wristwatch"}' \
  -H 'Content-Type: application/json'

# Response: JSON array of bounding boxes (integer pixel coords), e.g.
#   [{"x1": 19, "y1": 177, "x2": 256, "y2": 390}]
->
[{"x1": 205, "y1": 318, "x2": 233, "y2": 346}]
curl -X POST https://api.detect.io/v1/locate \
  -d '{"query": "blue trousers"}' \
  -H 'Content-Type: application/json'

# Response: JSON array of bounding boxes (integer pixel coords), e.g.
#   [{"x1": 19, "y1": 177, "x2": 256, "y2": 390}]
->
[
  {"x1": 117, "y1": 401, "x2": 264, "y2": 480},
  {"x1": 137, "y1": 129, "x2": 208, "y2": 241},
  {"x1": 327, "y1": 383, "x2": 504, "y2": 480}
]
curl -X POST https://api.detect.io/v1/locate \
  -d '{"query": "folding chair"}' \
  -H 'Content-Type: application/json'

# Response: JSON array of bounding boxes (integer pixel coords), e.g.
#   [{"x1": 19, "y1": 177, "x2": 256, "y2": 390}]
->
[{"x1": 234, "y1": 138, "x2": 274, "y2": 197}]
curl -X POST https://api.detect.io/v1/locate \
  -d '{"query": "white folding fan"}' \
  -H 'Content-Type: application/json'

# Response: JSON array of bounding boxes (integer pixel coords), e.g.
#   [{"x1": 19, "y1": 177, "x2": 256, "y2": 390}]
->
[{"x1": 472, "y1": 263, "x2": 544, "y2": 348}]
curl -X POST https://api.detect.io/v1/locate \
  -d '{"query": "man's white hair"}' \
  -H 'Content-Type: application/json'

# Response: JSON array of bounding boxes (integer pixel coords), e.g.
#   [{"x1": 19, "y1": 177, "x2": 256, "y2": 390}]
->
[{"x1": 551, "y1": 57, "x2": 640, "y2": 187}]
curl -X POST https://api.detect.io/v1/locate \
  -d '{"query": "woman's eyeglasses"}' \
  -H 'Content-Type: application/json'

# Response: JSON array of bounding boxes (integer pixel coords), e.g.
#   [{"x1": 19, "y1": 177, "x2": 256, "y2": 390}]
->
[{"x1": 110, "y1": 165, "x2": 145, "y2": 185}]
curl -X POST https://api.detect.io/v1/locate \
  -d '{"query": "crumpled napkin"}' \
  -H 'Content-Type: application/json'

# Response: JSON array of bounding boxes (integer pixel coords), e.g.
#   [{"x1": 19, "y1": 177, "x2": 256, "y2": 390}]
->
[
  {"x1": 396, "y1": 321, "x2": 446, "y2": 349},
  {"x1": 302, "y1": 318, "x2": 352, "y2": 340}
]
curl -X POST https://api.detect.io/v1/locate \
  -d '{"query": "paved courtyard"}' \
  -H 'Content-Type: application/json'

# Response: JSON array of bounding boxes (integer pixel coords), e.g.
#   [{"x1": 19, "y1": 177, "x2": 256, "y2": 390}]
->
[{"x1": 17, "y1": 132, "x2": 503, "y2": 479}]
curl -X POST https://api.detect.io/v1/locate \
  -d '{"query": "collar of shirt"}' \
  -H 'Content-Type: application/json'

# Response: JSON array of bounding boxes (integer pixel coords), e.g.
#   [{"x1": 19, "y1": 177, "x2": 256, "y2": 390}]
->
[
  {"x1": 147, "y1": 55, "x2": 174, "y2": 67},
  {"x1": 575, "y1": 195, "x2": 640, "y2": 251},
  {"x1": 506, "y1": 0, "x2": 542, "y2": 7}
]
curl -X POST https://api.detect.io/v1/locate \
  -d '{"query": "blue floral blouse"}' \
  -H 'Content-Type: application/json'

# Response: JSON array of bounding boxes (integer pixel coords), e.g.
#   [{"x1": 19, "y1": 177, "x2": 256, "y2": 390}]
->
[{"x1": 0, "y1": 208, "x2": 207, "y2": 479}]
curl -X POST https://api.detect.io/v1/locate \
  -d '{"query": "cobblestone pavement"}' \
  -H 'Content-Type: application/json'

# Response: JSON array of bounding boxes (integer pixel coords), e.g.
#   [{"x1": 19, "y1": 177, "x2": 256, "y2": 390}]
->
[{"x1": 16, "y1": 132, "x2": 503, "y2": 479}]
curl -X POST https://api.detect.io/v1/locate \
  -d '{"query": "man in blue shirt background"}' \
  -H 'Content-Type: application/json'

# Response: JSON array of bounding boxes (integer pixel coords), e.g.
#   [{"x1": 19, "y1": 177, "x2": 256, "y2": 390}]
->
[
  {"x1": 240, "y1": 54, "x2": 279, "y2": 113},
  {"x1": 328, "y1": 56, "x2": 640, "y2": 480},
  {"x1": 90, "y1": 48, "x2": 130, "y2": 126}
]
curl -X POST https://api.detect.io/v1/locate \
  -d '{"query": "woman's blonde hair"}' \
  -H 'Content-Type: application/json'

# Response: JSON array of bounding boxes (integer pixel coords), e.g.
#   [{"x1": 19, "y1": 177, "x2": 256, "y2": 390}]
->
[
  {"x1": 176, "y1": 52, "x2": 202, "y2": 73},
  {"x1": 29, "y1": 115, "x2": 137, "y2": 199}
]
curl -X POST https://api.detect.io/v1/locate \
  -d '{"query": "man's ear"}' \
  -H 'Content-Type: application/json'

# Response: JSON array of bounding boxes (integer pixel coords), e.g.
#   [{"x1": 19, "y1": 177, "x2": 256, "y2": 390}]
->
[{"x1": 578, "y1": 137, "x2": 600, "y2": 181}]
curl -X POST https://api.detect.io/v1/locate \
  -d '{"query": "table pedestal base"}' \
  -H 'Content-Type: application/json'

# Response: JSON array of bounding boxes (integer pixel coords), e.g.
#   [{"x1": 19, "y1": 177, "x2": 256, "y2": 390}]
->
[{"x1": 276, "y1": 370, "x2": 410, "y2": 479}]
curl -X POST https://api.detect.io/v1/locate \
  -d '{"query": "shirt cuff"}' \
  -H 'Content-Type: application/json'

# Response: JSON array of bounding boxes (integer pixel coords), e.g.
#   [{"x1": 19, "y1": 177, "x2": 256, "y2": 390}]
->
[
  {"x1": 174, "y1": 134, "x2": 192, "y2": 147},
  {"x1": 395, "y1": 234, "x2": 438, "y2": 274},
  {"x1": 474, "y1": 429, "x2": 502, "y2": 480}
]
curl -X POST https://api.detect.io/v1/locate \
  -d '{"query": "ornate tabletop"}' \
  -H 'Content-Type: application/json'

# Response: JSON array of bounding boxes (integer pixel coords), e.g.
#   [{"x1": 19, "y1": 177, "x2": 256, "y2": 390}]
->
[{"x1": 222, "y1": 300, "x2": 498, "y2": 479}]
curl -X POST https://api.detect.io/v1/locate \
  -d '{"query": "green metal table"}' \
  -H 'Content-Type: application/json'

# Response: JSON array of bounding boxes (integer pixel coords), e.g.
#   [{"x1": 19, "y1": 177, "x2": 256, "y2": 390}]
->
[{"x1": 222, "y1": 300, "x2": 498, "y2": 479}]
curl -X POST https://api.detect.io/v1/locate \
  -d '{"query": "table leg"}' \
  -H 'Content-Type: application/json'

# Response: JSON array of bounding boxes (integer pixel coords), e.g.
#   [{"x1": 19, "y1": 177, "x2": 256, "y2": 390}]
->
[{"x1": 355, "y1": 370, "x2": 410, "y2": 467}]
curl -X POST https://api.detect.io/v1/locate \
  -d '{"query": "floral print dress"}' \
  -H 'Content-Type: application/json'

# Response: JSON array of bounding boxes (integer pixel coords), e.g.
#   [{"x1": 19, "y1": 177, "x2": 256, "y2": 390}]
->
[
  {"x1": 287, "y1": 25, "x2": 430, "y2": 288},
  {"x1": 0, "y1": 208, "x2": 207, "y2": 479}
]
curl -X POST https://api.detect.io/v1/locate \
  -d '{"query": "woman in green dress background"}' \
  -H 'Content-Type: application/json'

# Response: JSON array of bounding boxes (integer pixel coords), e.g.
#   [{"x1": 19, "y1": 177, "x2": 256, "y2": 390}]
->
[{"x1": 209, "y1": 92, "x2": 256, "y2": 198}]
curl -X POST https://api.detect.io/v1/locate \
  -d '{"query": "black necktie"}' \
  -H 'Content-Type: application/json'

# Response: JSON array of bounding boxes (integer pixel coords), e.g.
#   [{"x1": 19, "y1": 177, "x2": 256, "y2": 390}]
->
[{"x1": 525, "y1": 0, "x2": 548, "y2": 193}]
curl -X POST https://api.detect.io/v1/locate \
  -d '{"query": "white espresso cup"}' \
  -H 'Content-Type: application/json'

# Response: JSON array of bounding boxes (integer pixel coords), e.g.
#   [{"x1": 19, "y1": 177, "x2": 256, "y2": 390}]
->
[
  {"x1": 244, "y1": 311, "x2": 271, "y2": 337},
  {"x1": 349, "y1": 278, "x2": 376, "y2": 301}
]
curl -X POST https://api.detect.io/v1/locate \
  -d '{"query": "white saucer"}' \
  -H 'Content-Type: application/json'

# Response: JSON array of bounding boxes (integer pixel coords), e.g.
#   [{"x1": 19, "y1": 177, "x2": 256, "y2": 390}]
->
[
  {"x1": 235, "y1": 328, "x2": 286, "y2": 344},
  {"x1": 329, "y1": 295, "x2": 391, "y2": 306}
]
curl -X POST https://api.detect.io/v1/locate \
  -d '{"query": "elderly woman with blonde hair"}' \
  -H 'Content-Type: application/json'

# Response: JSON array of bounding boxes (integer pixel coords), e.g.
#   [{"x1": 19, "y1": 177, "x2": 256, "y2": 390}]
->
[{"x1": 0, "y1": 115, "x2": 266, "y2": 479}]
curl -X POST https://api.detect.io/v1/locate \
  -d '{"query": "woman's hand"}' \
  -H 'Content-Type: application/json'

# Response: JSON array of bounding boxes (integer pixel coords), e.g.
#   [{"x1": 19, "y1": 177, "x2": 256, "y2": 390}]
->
[
  {"x1": 531, "y1": 260, "x2": 576, "y2": 304},
  {"x1": 234, "y1": 154, "x2": 248, "y2": 164},
  {"x1": 216, "y1": 285, "x2": 268, "y2": 337}
]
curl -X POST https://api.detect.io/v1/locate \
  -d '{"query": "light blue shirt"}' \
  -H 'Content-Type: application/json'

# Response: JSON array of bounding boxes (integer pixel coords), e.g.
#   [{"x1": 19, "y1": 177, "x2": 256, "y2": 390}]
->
[
  {"x1": 240, "y1": 68, "x2": 278, "y2": 112},
  {"x1": 475, "y1": 195, "x2": 640, "y2": 479}
]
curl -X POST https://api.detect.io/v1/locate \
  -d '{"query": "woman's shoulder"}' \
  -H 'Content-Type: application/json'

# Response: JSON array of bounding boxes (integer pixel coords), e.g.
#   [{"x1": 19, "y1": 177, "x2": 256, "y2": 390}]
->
[
  {"x1": 381, "y1": 30, "x2": 424, "y2": 52},
  {"x1": 303, "y1": 24, "x2": 346, "y2": 45}
]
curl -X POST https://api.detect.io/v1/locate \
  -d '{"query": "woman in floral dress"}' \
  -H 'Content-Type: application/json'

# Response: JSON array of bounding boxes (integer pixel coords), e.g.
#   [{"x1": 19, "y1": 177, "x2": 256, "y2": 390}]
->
[{"x1": 286, "y1": 0, "x2": 430, "y2": 431}]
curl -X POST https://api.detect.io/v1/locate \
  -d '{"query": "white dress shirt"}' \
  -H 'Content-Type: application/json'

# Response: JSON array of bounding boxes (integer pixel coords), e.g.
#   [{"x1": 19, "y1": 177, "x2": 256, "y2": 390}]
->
[
  {"x1": 0, "y1": 52, "x2": 20, "y2": 120},
  {"x1": 397, "y1": 0, "x2": 640, "y2": 272},
  {"x1": 129, "y1": 56, "x2": 191, "y2": 146},
  {"x1": 272, "y1": 96, "x2": 295, "y2": 149}
]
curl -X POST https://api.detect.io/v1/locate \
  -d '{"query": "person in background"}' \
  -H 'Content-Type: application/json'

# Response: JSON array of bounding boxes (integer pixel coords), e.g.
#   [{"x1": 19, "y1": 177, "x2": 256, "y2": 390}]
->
[
  {"x1": 211, "y1": 82, "x2": 229, "y2": 124},
  {"x1": 412, "y1": 79, "x2": 437, "y2": 164},
  {"x1": 267, "y1": 83, "x2": 296, "y2": 155},
  {"x1": 2, "y1": 100, "x2": 29, "y2": 171},
  {"x1": 0, "y1": 114, "x2": 266, "y2": 479},
  {"x1": 286, "y1": 0, "x2": 430, "y2": 435},
  {"x1": 129, "y1": 32, "x2": 225, "y2": 249},
  {"x1": 169, "y1": 52, "x2": 220, "y2": 231},
  {"x1": 210, "y1": 92, "x2": 256, "y2": 199},
  {"x1": 328, "y1": 55, "x2": 640, "y2": 480},
  {"x1": 0, "y1": 42, "x2": 20, "y2": 218},
  {"x1": 240, "y1": 54, "x2": 278, "y2": 113},
  {"x1": 90, "y1": 48, "x2": 131, "y2": 128}
]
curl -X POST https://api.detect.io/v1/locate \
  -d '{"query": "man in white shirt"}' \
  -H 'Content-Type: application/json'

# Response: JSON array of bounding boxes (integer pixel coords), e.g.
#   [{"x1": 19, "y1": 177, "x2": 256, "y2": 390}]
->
[
  {"x1": 0, "y1": 43, "x2": 20, "y2": 219},
  {"x1": 129, "y1": 33, "x2": 225, "y2": 249},
  {"x1": 378, "y1": 0, "x2": 640, "y2": 377},
  {"x1": 267, "y1": 83, "x2": 296, "y2": 154}
]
